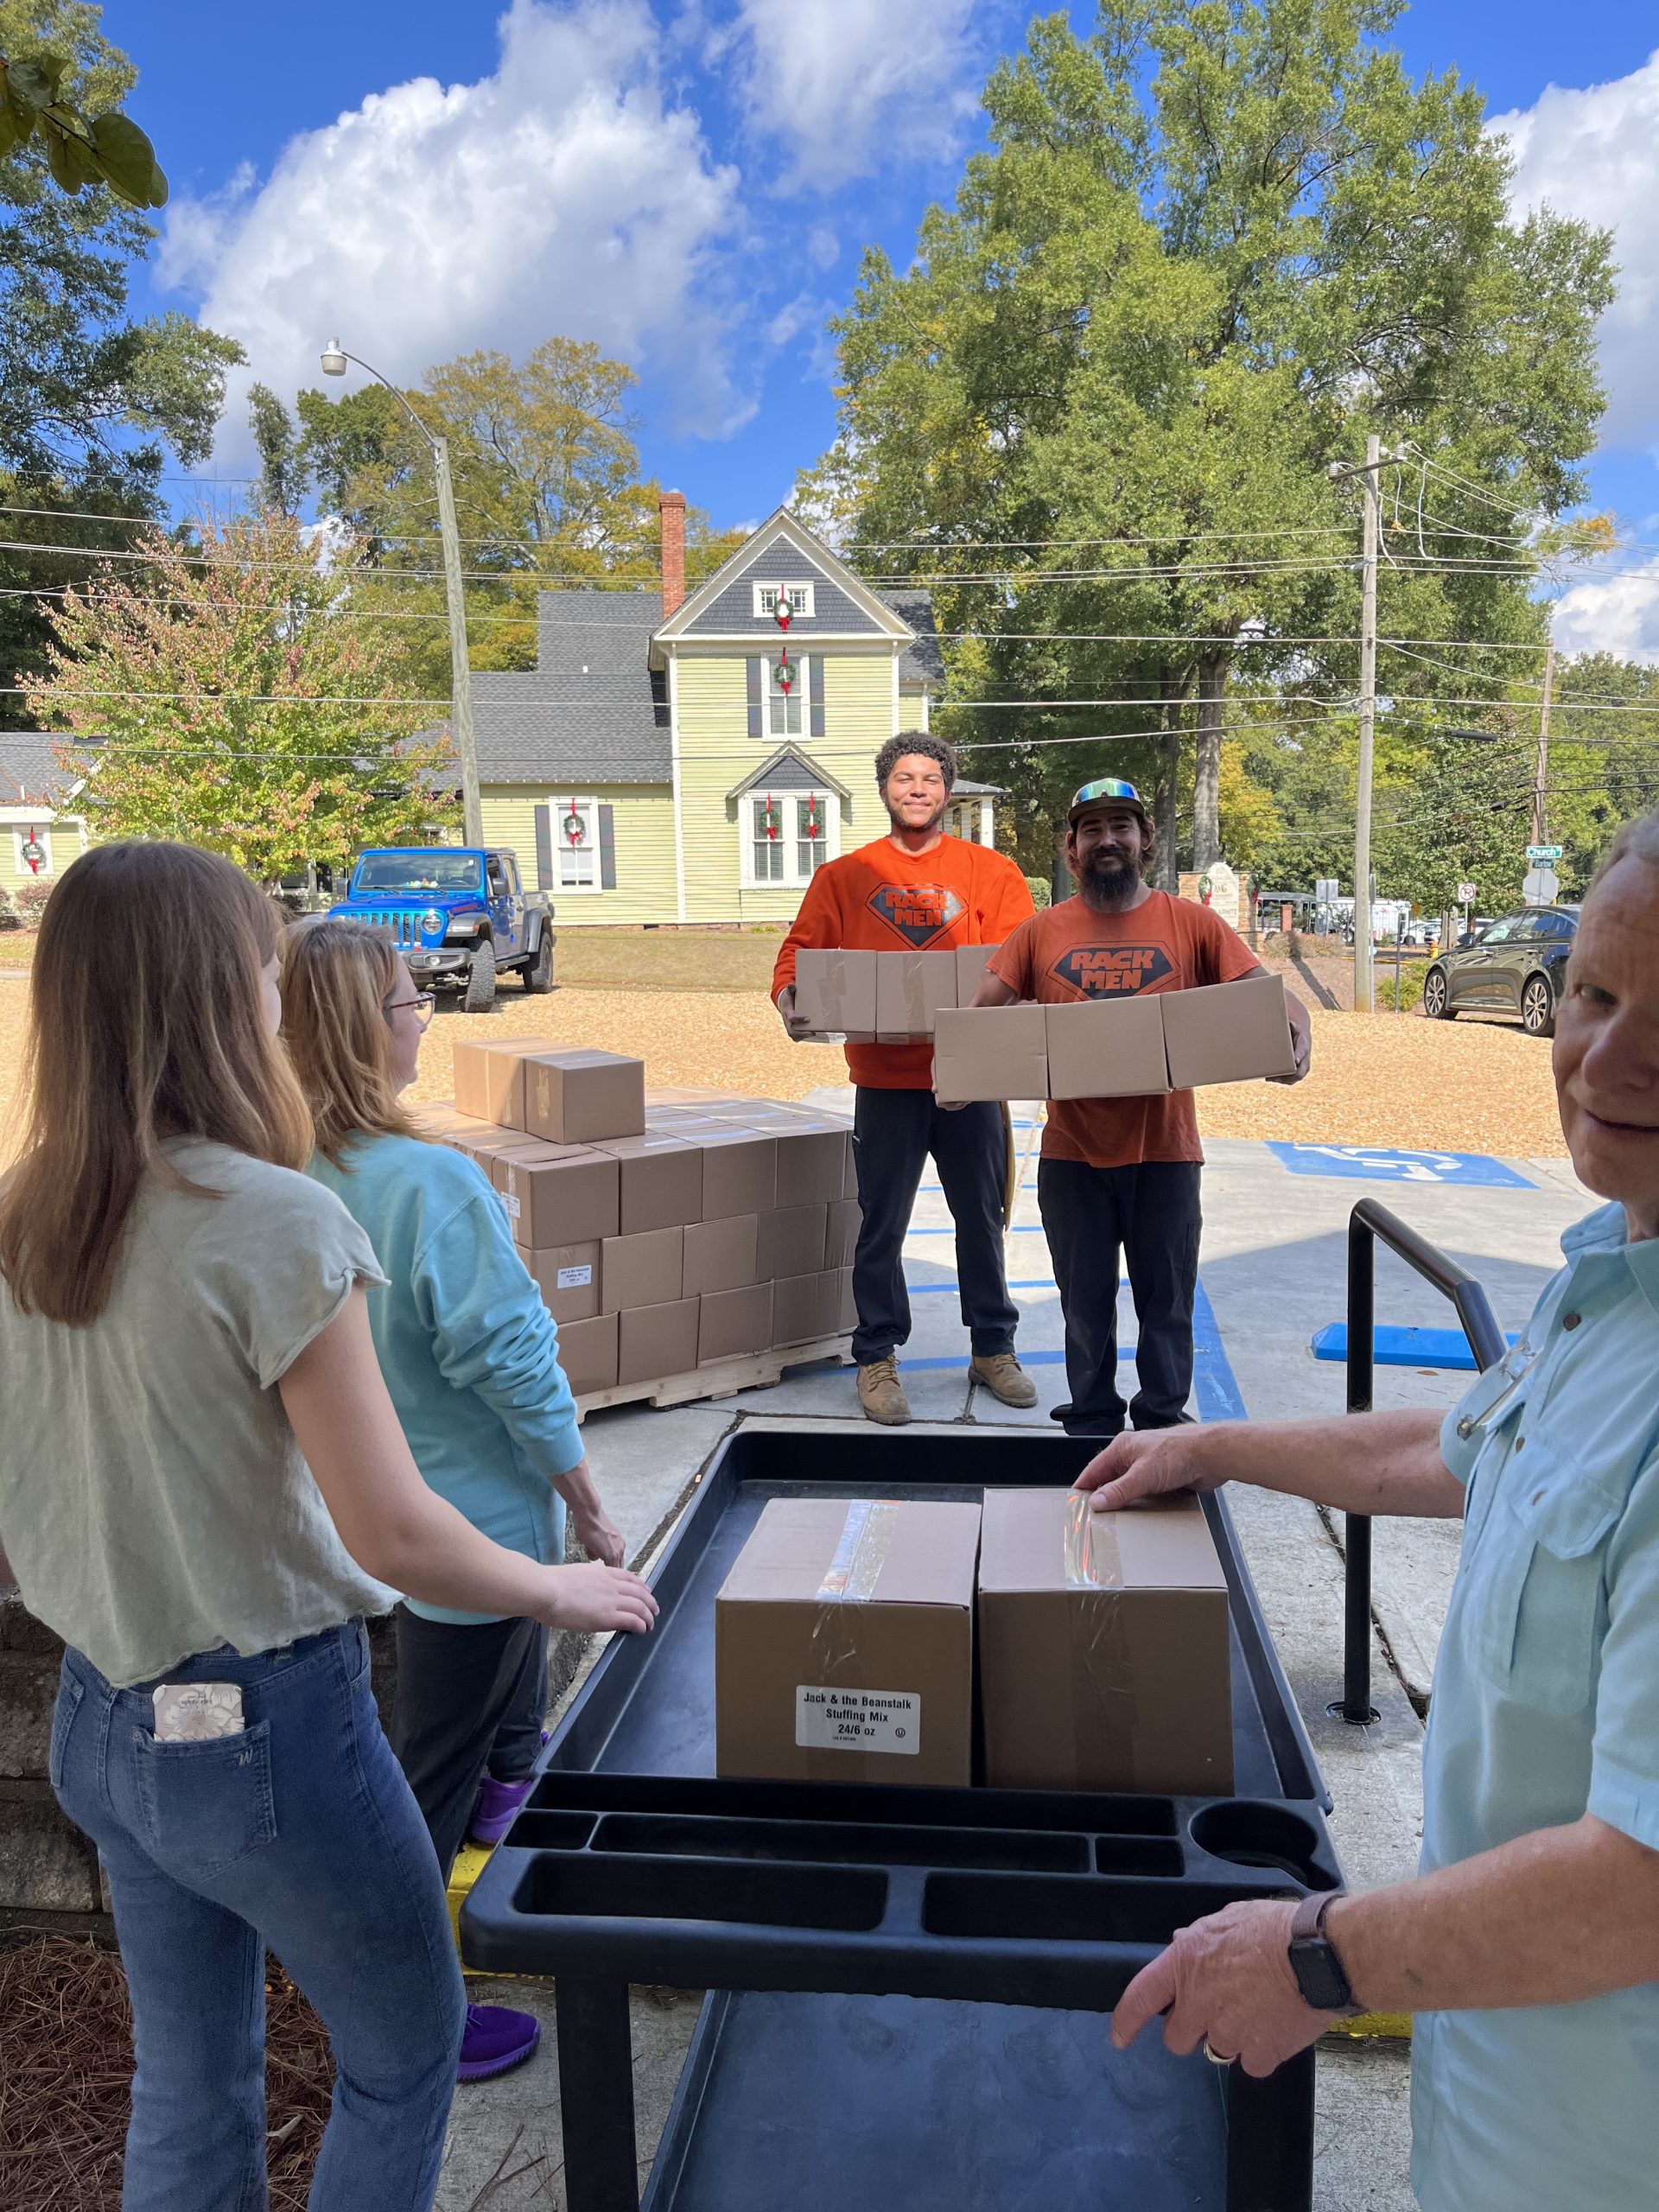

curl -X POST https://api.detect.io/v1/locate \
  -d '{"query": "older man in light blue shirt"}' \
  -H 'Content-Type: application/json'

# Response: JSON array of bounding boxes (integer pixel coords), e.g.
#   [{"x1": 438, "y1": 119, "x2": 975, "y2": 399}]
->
[{"x1": 1078, "y1": 810, "x2": 1659, "y2": 2209}]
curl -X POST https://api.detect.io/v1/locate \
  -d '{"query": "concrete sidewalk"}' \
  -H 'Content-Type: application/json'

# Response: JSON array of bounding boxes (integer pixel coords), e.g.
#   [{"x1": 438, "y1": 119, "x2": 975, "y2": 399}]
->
[{"x1": 439, "y1": 1120, "x2": 1591, "y2": 2211}]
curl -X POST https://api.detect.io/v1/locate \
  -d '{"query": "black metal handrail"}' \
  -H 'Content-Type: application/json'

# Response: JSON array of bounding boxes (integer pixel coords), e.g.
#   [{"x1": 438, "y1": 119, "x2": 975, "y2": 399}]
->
[{"x1": 1338, "y1": 1199, "x2": 1507, "y2": 1724}]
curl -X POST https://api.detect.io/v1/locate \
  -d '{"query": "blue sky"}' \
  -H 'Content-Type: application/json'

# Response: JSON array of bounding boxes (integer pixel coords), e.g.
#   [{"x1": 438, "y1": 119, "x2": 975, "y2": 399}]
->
[{"x1": 114, "y1": 2, "x2": 1659, "y2": 651}]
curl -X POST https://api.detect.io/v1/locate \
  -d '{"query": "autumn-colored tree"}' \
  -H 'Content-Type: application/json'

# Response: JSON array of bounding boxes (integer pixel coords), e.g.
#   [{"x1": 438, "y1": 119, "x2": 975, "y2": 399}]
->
[{"x1": 29, "y1": 512, "x2": 457, "y2": 881}]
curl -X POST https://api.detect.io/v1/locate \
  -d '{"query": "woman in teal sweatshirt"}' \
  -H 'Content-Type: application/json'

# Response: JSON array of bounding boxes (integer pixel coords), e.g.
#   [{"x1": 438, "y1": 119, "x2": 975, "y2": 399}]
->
[{"x1": 280, "y1": 917, "x2": 625, "y2": 2085}]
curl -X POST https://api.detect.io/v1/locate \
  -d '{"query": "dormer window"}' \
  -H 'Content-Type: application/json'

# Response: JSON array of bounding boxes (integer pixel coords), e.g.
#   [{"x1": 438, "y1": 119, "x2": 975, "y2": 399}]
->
[{"x1": 753, "y1": 582, "x2": 815, "y2": 620}]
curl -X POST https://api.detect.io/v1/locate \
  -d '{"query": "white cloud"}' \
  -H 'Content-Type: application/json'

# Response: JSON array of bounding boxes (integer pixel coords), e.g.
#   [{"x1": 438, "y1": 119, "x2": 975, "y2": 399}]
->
[
  {"x1": 1492, "y1": 53, "x2": 1659, "y2": 451},
  {"x1": 1553, "y1": 558, "x2": 1659, "y2": 664},
  {"x1": 728, "y1": 0, "x2": 982, "y2": 192},
  {"x1": 162, "y1": 0, "x2": 746, "y2": 461}
]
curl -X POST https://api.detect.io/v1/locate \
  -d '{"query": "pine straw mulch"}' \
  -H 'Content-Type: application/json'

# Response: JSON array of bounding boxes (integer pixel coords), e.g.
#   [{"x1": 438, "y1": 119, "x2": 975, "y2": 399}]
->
[{"x1": 0, "y1": 1936, "x2": 334, "y2": 2212}]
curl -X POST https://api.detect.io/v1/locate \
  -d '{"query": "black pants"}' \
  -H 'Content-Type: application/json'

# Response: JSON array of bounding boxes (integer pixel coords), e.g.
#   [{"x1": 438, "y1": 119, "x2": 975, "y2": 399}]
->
[
  {"x1": 1038, "y1": 1157, "x2": 1203, "y2": 1437},
  {"x1": 388, "y1": 1607, "x2": 549, "y2": 1882},
  {"x1": 851, "y1": 1087, "x2": 1017, "y2": 1366}
]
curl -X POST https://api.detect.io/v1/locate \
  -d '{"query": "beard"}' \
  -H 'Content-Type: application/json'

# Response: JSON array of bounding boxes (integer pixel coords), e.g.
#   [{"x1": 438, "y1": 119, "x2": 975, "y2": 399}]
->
[
  {"x1": 1078, "y1": 849, "x2": 1142, "y2": 906},
  {"x1": 886, "y1": 794, "x2": 947, "y2": 838}
]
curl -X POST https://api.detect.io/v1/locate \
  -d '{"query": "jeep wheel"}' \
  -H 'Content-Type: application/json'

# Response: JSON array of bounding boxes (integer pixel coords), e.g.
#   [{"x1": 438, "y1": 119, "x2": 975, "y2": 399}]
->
[
  {"x1": 1521, "y1": 973, "x2": 1555, "y2": 1039},
  {"x1": 520, "y1": 931, "x2": 554, "y2": 994},
  {"x1": 1421, "y1": 967, "x2": 1453, "y2": 1020},
  {"x1": 462, "y1": 938, "x2": 497, "y2": 1014}
]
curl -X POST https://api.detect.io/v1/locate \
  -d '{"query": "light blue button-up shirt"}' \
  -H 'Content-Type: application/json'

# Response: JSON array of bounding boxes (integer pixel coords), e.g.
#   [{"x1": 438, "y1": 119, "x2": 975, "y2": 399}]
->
[{"x1": 1412, "y1": 1202, "x2": 1659, "y2": 2211}]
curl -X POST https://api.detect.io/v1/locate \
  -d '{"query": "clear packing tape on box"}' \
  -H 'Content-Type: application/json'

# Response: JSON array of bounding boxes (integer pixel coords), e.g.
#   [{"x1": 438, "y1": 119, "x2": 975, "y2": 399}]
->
[
  {"x1": 1059, "y1": 1491, "x2": 1142, "y2": 1782},
  {"x1": 810, "y1": 1498, "x2": 900, "y2": 1674}
]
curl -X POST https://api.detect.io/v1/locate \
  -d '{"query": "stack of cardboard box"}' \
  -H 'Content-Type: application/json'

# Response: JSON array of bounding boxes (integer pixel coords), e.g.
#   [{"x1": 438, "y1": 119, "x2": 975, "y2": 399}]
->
[
  {"x1": 794, "y1": 944, "x2": 1000, "y2": 1043},
  {"x1": 931, "y1": 971, "x2": 1298, "y2": 1103},
  {"x1": 422, "y1": 1039, "x2": 861, "y2": 1400}
]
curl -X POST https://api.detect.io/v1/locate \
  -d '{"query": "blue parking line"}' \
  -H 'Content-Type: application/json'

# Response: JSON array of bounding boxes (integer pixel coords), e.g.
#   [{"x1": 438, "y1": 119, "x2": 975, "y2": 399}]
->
[
  {"x1": 906, "y1": 1224, "x2": 1048, "y2": 1236},
  {"x1": 1192, "y1": 1280, "x2": 1247, "y2": 1421},
  {"x1": 908, "y1": 1279, "x2": 1058, "y2": 1293}
]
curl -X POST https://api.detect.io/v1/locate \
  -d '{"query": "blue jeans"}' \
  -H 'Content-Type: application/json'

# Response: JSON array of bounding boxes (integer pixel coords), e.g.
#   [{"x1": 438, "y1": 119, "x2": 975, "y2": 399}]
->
[{"x1": 50, "y1": 1619, "x2": 466, "y2": 2212}]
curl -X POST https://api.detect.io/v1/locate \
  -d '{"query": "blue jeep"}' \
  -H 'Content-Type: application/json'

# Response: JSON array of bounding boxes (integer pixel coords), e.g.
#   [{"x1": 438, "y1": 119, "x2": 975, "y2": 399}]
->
[{"x1": 328, "y1": 847, "x2": 555, "y2": 1013}]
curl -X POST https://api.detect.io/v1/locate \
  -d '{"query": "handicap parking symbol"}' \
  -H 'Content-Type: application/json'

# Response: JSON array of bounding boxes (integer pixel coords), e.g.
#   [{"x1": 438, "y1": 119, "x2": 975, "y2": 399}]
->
[{"x1": 1267, "y1": 1143, "x2": 1534, "y2": 1190}]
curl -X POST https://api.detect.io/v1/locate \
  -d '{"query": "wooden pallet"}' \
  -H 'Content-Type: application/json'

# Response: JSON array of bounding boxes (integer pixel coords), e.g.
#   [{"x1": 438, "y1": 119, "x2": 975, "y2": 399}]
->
[{"x1": 575, "y1": 1332, "x2": 854, "y2": 1418}]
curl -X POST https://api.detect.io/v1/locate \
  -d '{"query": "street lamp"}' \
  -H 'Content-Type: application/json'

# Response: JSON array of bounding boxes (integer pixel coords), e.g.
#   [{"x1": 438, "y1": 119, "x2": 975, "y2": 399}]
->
[{"x1": 320, "y1": 339, "x2": 482, "y2": 846}]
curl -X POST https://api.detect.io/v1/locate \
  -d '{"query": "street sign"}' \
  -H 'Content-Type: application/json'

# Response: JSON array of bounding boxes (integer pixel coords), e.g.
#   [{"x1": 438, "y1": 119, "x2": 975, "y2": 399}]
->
[
  {"x1": 1456, "y1": 881, "x2": 1478, "y2": 905},
  {"x1": 1314, "y1": 877, "x2": 1339, "y2": 906},
  {"x1": 1268, "y1": 1143, "x2": 1535, "y2": 1190},
  {"x1": 1526, "y1": 843, "x2": 1564, "y2": 862},
  {"x1": 1522, "y1": 867, "x2": 1560, "y2": 904}
]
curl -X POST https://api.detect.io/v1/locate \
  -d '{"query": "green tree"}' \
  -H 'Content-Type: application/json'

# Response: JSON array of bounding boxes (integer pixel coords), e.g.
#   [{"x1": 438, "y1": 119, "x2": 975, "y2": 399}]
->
[
  {"x1": 804, "y1": 1, "x2": 1612, "y2": 884},
  {"x1": 248, "y1": 340, "x2": 747, "y2": 689},
  {"x1": 0, "y1": 3, "x2": 242, "y2": 728},
  {"x1": 28, "y1": 512, "x2": 456, "y2": 880}
]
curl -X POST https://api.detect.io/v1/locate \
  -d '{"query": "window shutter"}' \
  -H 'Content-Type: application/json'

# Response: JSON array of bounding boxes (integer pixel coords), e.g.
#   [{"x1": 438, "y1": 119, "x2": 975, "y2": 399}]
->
[
  {"x1": 747, "y1": 656, "x2": 763, "y2": 739},
  {"x1": 809, "y1": 655, "x2": 825, "y2": 739},
  {"x1": 598, "y1": 804, "x2": 617, "y2": 890},
  {"x1": 533, "y1": 804, "x2": 553, "y2": 890}
]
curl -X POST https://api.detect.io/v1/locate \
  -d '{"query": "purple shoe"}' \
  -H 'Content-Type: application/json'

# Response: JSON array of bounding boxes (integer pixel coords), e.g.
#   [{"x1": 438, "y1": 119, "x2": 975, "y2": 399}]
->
[
  {"x1": 467, "y1": 1732, "x2": 550, "y2": 1846},
  {"x1": 457, "y1": 2002, "x2": 541, "y2": 2082}
]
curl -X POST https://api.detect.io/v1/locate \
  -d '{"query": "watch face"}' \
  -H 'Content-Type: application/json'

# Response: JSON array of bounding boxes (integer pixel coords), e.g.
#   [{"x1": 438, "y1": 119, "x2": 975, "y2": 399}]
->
[{"x1": 1291, "y1": 1938, "x2": 1351, "y2": 2012}]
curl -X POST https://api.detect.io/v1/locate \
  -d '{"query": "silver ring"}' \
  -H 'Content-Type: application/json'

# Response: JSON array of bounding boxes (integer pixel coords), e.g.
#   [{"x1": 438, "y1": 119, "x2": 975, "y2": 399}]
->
[{"x1": 1203, "y1": 2039, "x2": 1236, "y2": 2067}]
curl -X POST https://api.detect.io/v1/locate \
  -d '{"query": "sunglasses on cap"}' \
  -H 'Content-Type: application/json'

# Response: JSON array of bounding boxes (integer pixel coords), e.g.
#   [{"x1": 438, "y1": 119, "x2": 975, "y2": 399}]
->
[{"x1": 1068, "y1": 777, "x2": 1148, "y2": 822}]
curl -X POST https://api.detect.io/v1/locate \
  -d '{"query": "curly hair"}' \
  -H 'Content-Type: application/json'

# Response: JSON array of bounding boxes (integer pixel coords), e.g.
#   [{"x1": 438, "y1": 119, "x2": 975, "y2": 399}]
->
[{"x1": 874, "y1": 734, "x2": 957, "y2": 794}]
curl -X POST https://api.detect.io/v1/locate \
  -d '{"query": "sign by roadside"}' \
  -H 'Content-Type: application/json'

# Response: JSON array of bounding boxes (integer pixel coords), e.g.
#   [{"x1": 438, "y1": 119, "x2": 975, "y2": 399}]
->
[
  {"x1": 1456, "y1": 881, "x2": 1478, "y2": 905},
  {"x1": 1526, "y1": 843, "x2": 1564, "y2": 863},
  {"x1": 1522, "y1": 867, "x2": 1560, "y2": 904}
]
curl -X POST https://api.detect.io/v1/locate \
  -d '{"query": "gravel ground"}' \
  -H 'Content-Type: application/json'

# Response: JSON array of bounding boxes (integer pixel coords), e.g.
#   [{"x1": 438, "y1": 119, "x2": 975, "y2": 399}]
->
[{"x1": 0, "y1": 959, "x2": 1566, "y2": 1159}]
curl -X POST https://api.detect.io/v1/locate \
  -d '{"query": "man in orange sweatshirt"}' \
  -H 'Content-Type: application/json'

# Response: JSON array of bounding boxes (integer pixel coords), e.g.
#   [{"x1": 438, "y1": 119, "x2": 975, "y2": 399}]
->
[{"x1": 772, "y1": 736, "x2": 1037, "y2": 1425}]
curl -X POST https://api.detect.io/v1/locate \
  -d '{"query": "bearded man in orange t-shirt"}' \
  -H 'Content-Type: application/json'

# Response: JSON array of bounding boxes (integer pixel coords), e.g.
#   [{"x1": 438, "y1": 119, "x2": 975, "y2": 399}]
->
[
  {"x1": 773, "y1": 736, "x2": 1036, "y2": 1426},
  {"x1": 976, "y1": 779, "x2": 1312, "y2": 1437}
]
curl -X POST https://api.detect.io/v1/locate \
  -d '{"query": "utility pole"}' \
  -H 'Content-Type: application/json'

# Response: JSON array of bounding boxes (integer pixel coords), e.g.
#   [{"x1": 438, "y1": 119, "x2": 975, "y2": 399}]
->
[
  {"x1": 321, "y1": 341, "x2": 483, "y2": 845},
  {"x1": 1353, "y1": 434, "x2": 1381, "y2": 1014},
  {"x1": 431, "y1": 435, "x2": 483, "y2": 846},
  {"x1": 1531, "y1": 638, "x2": 1554, "y2": 849}
]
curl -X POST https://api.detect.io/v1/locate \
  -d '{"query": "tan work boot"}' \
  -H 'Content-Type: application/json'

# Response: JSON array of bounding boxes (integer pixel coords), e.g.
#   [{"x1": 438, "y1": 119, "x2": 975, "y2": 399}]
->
[
  {"x1": 856, "y1": 1356, "x2": 912, "y2": 1427},
  {"x1": 969, "y1": 1353, "x2": 1039, "y2": 1409}
]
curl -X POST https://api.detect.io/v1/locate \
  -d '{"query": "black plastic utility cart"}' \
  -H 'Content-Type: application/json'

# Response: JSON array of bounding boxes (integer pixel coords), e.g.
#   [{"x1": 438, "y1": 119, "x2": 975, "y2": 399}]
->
[{"x1": 461, "y1": 1427, "x2": 1341, "y2": 2212}]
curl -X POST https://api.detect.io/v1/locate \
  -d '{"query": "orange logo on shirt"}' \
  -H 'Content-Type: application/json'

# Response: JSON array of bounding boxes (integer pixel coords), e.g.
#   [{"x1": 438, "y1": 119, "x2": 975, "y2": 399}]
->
[
  {"x1": 1053, "y1": 945, "x2": 1173, "y2": 996},
  {"x1": 867, "y1": 884, "x2": 965, "y2": 948}
]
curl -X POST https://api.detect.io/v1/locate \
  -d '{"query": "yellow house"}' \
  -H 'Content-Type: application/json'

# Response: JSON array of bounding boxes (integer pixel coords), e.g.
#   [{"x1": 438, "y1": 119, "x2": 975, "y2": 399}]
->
[
  {"x1": 0, "y1": 736, "x2": 90, "y2": 900},
  {"x1": 472, "y1": 503, "x2": 1001, "y2": 925}
]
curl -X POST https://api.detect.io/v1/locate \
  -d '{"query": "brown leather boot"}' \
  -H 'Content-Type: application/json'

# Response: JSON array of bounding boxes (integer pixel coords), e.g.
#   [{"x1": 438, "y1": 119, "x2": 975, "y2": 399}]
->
[
  {"x1": 969, "y1": 1353, "x2": 1039, "y2": 1408},
  {"x1": 856, "y1": 1356, "x2": 912, "y2": 1427}
]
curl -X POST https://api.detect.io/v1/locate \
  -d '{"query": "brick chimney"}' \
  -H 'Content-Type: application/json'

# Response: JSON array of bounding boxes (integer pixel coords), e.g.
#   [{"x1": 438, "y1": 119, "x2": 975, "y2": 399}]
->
[{"x1": 659, "y1": 489, "x2": 687, "y2": 618}]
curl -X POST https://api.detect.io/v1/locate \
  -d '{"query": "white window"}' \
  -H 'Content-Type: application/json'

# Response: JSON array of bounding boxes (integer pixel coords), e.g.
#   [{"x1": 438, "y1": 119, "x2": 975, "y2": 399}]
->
[
  {"x1": 746, "y1": 790, "x2": 835, "y2": 888},
  {"x1": 752, "y1": 582, "x2": 815, "y2": 620},
  {"x1": 551, "y1": 798, "x2": 599, "y2": 891},
  {"x1": 11, "y1": 826, "x2": 52, "y2": 879},
  {"x1": 764, "y1": 651, "x2": 808, "y2": 737}
]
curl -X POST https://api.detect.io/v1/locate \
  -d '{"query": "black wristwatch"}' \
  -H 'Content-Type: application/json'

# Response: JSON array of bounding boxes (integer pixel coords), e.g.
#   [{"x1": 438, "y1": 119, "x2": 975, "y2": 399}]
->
[{"x1": 1287, "y1": 1892, "x2": 1362, "y2": 2016}]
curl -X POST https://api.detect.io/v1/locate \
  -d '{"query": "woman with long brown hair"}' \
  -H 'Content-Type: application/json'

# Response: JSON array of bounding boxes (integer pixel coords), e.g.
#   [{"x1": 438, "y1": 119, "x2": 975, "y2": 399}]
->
[
  {"x1": 0, "y1": 844, "x2": 655, "y2": 2212},
  {"x1": 280, "y1": 916, "x2": 626, "y2": 2082}
]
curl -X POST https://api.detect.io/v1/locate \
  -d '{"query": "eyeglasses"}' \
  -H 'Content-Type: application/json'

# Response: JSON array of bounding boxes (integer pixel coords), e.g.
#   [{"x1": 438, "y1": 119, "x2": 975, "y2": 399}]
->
[
  {"x1": 1071, "y1": 777, "x2": 1143, "y2": 808},
  {"x1": 384, "y1": 992, "x2": 436, "y2": 1030}
]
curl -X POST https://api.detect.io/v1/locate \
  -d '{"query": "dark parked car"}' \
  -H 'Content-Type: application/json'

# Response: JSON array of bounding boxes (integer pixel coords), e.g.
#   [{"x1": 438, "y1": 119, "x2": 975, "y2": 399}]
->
[{"x1": 1421, "y1": 906, "x2": 1579, "y2": 1037}]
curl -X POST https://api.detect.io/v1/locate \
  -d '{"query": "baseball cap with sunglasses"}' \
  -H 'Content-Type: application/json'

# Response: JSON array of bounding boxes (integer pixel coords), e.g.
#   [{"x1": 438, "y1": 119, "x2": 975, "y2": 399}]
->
[{"x1": 1068, "y1": 778, "x2": 1151, "y2": 829}]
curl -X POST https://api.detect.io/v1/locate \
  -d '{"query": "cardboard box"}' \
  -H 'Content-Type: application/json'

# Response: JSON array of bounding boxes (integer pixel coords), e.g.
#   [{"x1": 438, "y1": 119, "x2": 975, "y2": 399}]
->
[
  {"x1": 698, "y1": 1281, "x2": 774, "y2": 1364},
  {"x1": 1044, "y1": 996, "x2": 1172, "y2": 1103},
  {"x1": 500, "y1": 1148, "x2": 620, "y2": 1249},
  {"x1": 954, "y1": 943, "x2": 1001, "y2": 1005},
  {"x1": 824, "y1": 1195, "x2": 862, "y2": 1270},
  {"x1": 757, "y1": 1204, "x2": 828, "y2": 1282},
  {"x1": 525, "y1": 1049, "x2": 646, "y2": 1145},
  {"x1": 874, "y1": 949, "x2": 958, "y2": 1043},
  {"x1": 841, "y1": 1133, "x2": 859, "y2": 1202},
  {"x1": 683, "y1": 1213, "x2": 760, "y2": 1297},
  {"x1": 618, "y1": 1297, "x2": 700, "y2": 1387},
  {"x1": 1160, "y1": 971, "x2": 1297, "y2": 1089},
  {"x1": 715, "y1": 1497, "x2": 981, "y2": 1786},
  {"x1": 591, "y1": 1134, "x2": 703, "y2": 1234},
  {"x1": 699, "y1": 1132, "x2": 778, "y2": 1221},
  {"x1": 931, "y1": 1006, "x2": 1048, "y2": 1104},
  {"x1": 601, "y1": 1226, "x2": 685, "y2": 1313},
  {"x1": 977, "y1": 1489, "x2": 1233, "y2": 1796},
  {"x1": 528, "y1": 1240, "x2": 602, "y2": 1325},
  {"x1": 451, "y1": 1039, "x2": 554, "y2": 1130},
  {"x1": 837, "y1": 1266, "x2": 856, "y2": 1334},
  {"x1": 772, "y1": 1268, "x2": 842, "y2": 1345},
  {"x1": 794, "y1": 947, "x2": 878, "y2": 1040},
  {"x1": 773, "y1": 1124, "x2": 849, "y2": 1208},
  {"x1": 557, "y1": 1311, "x2": 619, "y2": 1395}
]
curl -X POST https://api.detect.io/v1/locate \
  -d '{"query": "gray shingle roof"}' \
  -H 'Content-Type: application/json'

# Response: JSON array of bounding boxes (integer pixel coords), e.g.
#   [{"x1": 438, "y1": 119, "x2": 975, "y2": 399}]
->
[
  {"x1": 462, "y1": 591, "x2": 670, "y2": 783},
  {"x1": 875, "y1": 590, "x2": 946, "y2": 687},
  {"x1": 0, "y1": 734, "x2": 89, "y2": 807}
]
